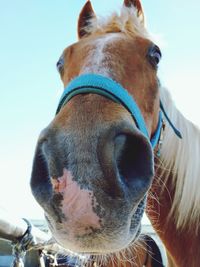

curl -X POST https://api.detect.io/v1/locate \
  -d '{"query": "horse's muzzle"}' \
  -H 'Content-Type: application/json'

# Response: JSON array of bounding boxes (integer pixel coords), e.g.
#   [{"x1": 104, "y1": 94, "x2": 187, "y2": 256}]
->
[{"x1": 30, "y1": 118, "x2": 154, "y2": 253}]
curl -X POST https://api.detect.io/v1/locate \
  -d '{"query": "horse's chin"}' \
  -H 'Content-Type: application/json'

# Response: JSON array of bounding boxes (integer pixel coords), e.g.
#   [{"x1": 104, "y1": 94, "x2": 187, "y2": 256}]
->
[
  {"x1": 44, "y1": 195, "x2": 145, "y2": 255},
  {"x1": 45, "y1": 214, "x2": 142, "y2": 255}
]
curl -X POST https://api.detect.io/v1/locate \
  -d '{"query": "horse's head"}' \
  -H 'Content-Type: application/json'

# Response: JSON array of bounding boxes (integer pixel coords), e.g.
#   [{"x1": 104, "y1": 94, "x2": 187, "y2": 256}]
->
[{"x1": 31, "y1": 0, "x2": 162, "y2": 254}]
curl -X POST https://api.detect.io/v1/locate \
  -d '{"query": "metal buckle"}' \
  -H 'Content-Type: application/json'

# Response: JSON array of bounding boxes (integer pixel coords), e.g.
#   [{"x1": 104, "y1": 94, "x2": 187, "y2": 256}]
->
[{"x1": 156, "y1": 120, "x2": 165, "y2": 157}]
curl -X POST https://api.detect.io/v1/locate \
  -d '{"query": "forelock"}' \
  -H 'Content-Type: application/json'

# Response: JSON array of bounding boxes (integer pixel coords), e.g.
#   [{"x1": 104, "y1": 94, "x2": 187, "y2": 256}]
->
[{"x1": 83, "y1": 6, "x2": 149, "y2": 38}]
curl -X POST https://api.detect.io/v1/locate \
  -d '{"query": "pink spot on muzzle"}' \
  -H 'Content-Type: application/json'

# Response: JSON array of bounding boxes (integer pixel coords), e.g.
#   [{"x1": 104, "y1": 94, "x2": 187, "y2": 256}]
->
[
  {"x1": 51, "y1": 174, "x2": 67, "y2": 193},
  {"x1": 51, "y1": 168, "x2": 101, "y2": 236}
]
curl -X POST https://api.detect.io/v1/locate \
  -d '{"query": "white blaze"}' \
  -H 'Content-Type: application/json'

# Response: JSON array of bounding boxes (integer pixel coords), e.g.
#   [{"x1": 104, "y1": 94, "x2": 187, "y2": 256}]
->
[{"x1": 80, "y1": 33, "x2": 122, "y2": 77}]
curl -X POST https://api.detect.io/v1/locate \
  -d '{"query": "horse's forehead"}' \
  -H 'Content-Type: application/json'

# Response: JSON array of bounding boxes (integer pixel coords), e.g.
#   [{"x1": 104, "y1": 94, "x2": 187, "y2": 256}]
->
[
  {"x1": 79, "y1": 33, "x2": 128, "y2": 76},
  {"x1": 83, "y1": 33, "x2": 125, "y2": 57},
  {"x1": 77, "y1": 32, "x2": 150, "y2": 80},
  {"x1": 91, "y1": 33, "x2": 124, "y2": 46}
]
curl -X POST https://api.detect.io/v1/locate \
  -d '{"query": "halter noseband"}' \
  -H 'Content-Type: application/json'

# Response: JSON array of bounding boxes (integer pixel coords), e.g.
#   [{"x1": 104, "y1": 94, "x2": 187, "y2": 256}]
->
[{"x1": 56, "y1": 74, "x2": 182, "y2": 149}]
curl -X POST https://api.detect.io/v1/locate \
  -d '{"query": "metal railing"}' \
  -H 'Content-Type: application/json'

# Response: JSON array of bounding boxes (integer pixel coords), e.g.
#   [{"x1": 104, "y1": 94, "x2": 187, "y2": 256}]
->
[{"x1": 0, "y1": 208, "x2": 68, "y2": 267}]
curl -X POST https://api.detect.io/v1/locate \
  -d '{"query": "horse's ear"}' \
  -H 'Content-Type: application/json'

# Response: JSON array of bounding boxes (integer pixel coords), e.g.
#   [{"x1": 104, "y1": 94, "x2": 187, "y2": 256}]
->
[
  {"x1": 78, "y1": 1, "x2": 96, "y2": 39},
  {"x1": 124, "y1": 0, "x2": 145, "y2": 25}
]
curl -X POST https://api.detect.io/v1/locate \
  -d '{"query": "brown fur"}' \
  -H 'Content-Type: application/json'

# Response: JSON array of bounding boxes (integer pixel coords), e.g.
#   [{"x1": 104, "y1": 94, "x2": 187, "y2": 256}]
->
[{"x1": 147, "y1": 159, "x2": 200, "y2": 267}]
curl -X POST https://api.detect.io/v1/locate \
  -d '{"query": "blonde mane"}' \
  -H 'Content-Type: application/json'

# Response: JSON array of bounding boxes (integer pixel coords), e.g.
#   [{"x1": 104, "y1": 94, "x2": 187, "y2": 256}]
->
[{"x1": 160, "y1": 88, "x2": 200, "y2": 231}]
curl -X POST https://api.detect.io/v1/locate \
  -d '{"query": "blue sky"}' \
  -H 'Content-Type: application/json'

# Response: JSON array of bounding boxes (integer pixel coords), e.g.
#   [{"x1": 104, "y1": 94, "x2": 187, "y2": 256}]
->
[{"x1": 0, "y1": 0, "x2": 200, "y2": 220}]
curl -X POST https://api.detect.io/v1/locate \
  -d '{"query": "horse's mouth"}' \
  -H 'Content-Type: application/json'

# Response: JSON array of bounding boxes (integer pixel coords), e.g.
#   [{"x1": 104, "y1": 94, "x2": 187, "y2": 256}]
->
[
  {"x1": 44, "y1": 194, "x2": 145, "y2": 255},
  {"x1": 80, "y1": 224, "x2": 142, "y2": 256}
]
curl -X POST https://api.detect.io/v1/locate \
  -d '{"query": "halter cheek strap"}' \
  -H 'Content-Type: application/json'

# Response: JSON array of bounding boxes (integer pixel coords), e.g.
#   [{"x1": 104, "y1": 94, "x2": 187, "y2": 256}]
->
[{"x1": 56, "y1": 74, "x2": 182, "y2": 148}]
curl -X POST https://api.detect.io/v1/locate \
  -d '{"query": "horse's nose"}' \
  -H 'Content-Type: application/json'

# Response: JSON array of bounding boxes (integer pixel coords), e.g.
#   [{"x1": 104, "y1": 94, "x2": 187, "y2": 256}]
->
[{"x1": 98, "y1": 123, "x2": 154, "y2": 199}]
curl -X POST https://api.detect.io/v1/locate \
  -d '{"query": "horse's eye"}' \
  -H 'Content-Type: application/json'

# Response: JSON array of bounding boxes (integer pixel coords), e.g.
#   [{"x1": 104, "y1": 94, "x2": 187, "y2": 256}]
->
[
  {"x1": 56, "y1": 55, "x2": 64, "y2": 73},
  {"x1": 147, "y1": 45, "x2": 162, "y2": 68}
]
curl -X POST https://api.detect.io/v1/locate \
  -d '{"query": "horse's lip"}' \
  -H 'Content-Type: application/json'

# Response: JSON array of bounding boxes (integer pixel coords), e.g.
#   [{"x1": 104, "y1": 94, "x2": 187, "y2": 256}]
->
[{"x1": 77, "y1": 226, "x2": 141, "y2": 256}]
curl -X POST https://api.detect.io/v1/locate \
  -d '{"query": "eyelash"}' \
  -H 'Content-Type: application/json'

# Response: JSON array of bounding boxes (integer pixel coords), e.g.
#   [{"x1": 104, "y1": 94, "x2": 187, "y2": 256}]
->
[
  {"x1": 56, "y1": 55, "x2": 65, "y2": 73},
  {"x1": 147, "y1": 45, "x2": 162, "y2": 68}
]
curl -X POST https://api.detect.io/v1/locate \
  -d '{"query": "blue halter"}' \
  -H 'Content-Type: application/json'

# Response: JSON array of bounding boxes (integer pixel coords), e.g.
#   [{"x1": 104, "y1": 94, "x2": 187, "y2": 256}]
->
[{"x1": 56, "y1": 74, "x2": 182, "y2": 148}]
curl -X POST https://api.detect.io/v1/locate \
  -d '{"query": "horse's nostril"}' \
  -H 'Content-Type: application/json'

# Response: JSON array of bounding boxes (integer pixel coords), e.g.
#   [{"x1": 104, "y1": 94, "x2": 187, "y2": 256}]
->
[
  {"x1": 98, "y1": 125, "x2": 154, "y2": 199},
  {"x1": 114, "y1": 134, "x2": 127, "y2": 160},
  {"x1": 115, "y1": 132, "x2": 153, "y2": 192}
]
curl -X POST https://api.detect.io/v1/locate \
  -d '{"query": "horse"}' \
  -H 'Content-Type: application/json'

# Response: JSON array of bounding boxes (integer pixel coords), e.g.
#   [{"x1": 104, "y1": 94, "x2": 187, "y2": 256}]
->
[{"x1": 30, "y1": 0, "x2": 200, "y2": 266}]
